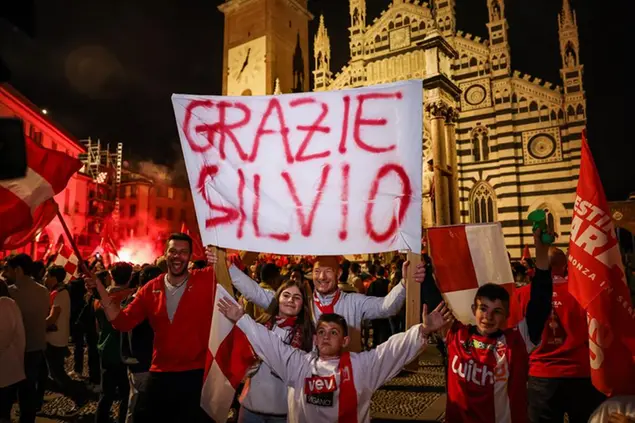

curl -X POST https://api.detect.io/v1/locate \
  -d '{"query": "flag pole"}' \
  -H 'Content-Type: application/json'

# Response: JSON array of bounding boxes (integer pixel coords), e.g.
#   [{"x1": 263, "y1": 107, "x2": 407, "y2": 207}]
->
[{"x1": 55, "y1": 208, "x2": 92, "y2": 276}]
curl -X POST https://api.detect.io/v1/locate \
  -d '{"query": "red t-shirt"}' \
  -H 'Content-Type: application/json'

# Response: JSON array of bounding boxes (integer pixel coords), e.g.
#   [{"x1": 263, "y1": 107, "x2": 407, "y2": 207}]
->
[
  {"x1": 111, "y1": 266, "x2": 216, "y2": 373},
  {"x1": 510, "y1": 276, "x2": 589, "y2": 378},
  {"x1": 446, "y1": 321, "x2": 533, "y2": 423}
]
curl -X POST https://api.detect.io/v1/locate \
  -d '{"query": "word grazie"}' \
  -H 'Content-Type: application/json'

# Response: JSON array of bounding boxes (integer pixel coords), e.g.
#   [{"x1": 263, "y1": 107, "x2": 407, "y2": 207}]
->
[{"x1": 172, "y1": 81, "x2": 423, "y2": 255}]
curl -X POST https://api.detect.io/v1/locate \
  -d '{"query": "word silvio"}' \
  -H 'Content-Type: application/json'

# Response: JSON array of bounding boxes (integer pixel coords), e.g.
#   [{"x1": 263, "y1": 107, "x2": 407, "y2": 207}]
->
[{"x1": 180, "y1": 91, "x2": 412, "y2": 244}]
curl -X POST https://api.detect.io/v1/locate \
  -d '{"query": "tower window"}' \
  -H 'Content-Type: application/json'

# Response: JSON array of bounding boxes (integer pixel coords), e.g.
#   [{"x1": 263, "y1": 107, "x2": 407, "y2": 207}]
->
[
  {"x1": 470, "y1": 182, "x2": 496, "y2": 224},
  {"x1": 576, "y1": 104, "x2": 585, "y2": 118},
  {"x1": 471, "y1": 127, "x2": 490, "y2": 162},
  {"x1": 567, "y1": 105, "x2": 575, "y2": 117}
]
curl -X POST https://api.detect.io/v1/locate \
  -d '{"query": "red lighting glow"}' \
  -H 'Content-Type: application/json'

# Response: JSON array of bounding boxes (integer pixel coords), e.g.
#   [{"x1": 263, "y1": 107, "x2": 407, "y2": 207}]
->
[{"x1": 117, "y1": 237, "x2": 161, "y2": 265}]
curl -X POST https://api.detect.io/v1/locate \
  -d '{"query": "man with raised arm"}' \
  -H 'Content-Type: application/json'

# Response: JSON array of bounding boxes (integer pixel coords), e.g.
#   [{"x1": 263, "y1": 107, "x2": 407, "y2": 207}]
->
[
  {"x1": 210, "y1": 254, "x2": 425, "y2": 352},
  {"x1": 86, "y1": 233, "x2": 214, "y2": 423},
  {"x1": 217, "y1": 296, "x2": 453, "y2": 423}
]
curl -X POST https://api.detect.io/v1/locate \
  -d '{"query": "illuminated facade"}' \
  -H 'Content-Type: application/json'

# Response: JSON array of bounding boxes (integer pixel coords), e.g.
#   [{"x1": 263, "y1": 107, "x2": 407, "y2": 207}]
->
[
  {"x1": 0, "y1": 84, "x2": 91, "y2": 257},
  {"x1": 312, "y1": 0, "x2": 585, "y2": 256}
]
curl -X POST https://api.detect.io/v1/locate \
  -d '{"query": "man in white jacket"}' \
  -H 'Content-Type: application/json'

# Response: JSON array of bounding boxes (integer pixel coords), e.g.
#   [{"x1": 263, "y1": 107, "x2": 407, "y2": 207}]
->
[
  {"x1": 217, "y1": 297, "x2": 452, "y2": 423},
  {"x1": 216, "y1": 254, "x2": 425, "y2": 352}
]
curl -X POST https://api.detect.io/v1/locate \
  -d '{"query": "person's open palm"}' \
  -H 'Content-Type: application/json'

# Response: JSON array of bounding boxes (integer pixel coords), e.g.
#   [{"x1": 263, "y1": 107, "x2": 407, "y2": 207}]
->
[
  {"x1": 422, "y1": 301, "x2": 453, "y2": 333},
  {"x1": 217, "y1": 297, "x2": 245, "y2": 323}
]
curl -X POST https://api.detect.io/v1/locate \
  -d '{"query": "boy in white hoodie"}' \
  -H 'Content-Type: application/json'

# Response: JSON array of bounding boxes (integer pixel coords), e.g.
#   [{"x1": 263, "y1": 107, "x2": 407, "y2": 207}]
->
[{"x1": 217, "y1": 298, "x2": 452, "y2": 423}]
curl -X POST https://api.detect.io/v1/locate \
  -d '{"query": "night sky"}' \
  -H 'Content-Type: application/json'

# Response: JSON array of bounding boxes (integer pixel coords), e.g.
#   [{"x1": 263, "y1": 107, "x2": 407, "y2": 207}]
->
[{"x1": 0, "y1": 0, "x2": 629, "y2": 199}]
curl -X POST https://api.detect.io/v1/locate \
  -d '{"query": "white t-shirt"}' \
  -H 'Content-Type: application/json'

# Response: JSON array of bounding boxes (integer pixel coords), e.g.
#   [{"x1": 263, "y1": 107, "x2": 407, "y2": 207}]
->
[
  {"x1": 164, "y1": 276, "x2": 188, "y2": 322},
  {"x1": 236, "y1": 314, "x2": 426, "y2": 423},
  {"x1": 46, "y1": 289, "x2": 71, "y2": 347}
]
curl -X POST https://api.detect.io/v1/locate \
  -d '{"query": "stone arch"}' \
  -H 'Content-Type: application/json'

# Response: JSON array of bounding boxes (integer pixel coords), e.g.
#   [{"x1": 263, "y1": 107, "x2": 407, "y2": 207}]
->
[
  {"x1": 494, "y1": 91, "x2": 502, "y2": 105},
  {"x1": 576, "y1": 104, "x2": 585, "y2": 118},
  {"x1": 396, "y1": 14, "x2": 403, "y2": 27},
  {"x1": 404, "y1": 16, "x2": 410, "y2": 26},
  {"x1": 511, "y1": 92, "x2": 518, "y2": 105},
  {"x1": 469, "y1": 57, "x2": 478, "y2": 67},
  {"x1": 558, "y1": 109, "x2": 565, "y2": 121},
  {"x1": 461, "y1": 54, "x2": 468, "y2": 69},
  {"x1": 565, "y1": 43, "x2": 577, "y2": 67},
  {"x1": 529, "y1": 101, "x2": 538, "y2": 113},
  {"x1": 550, "y1": 110, "x2": 557, "y2": 122},
  {"x1": 567, "y1": 105, "x2": 576, "y2": 117},
  {"x1": 527, "y1": 197, "x2": 567, "y2": 235},
  {"x1": 375, "y1": 34, "x2": 381, "y2": 43},
  {"x1": 419, "y1": 21, "x2": 426, "y2": 31},
  {"x1": 503, "y1": 88, "x2": 510, "y2": 103},
  {"x1": 470, "y1": 182, "x2": 497, "y2": 224},
  {"x1": 389, "y1": 21, "x2": 395, "y2": 30}
]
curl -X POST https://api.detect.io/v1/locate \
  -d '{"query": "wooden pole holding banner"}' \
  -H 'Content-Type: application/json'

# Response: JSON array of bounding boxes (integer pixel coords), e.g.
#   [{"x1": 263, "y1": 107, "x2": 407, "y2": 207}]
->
[
  {"x1": 210, "y1": 247, "x2": 259, "y2": 297},
  {"x1": 405, "y1": 251, "x2": 422, "y2": 371}
]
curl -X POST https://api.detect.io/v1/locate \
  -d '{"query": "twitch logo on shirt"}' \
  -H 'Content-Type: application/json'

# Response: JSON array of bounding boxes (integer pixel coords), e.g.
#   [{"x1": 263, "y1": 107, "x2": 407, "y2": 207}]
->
[{"x1": 304, "y1": 375, "x2": 337, "y2": 407}]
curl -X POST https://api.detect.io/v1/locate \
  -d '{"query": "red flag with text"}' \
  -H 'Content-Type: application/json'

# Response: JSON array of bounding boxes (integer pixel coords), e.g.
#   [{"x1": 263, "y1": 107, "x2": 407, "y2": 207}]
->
[{"x1": 568, "y1": 130, "x2": 635, "y2": 396}]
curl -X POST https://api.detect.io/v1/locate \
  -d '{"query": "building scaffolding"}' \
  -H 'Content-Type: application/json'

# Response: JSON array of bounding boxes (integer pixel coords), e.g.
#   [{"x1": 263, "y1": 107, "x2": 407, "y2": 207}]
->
[{"x1": 78, "y1": 138, "x2": 123, "y2": 242}]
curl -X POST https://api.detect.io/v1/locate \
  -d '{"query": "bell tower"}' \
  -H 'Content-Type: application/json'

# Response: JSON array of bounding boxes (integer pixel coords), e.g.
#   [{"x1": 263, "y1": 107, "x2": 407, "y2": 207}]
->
[
  {"x1": 559, "y1": 0, "x2": 585, "y2": 123},
  {"x1": 486, "y1": 0, "x2": 511, "y2": 77},
  {"x1": 219, "y1": 0, "x2": 313, "y2": 96}
]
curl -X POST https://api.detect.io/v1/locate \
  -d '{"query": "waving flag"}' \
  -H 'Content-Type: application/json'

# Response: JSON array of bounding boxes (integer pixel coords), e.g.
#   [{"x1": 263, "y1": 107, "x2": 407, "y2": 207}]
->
[
  {"x1": 201, "y1": 284, "x2": 256, "y2": 422},
  {"x1": 568, "y1": 130, "x2": 635, "y2": 395},
  {"x1": 427, "y1": 223, "x2": 514, "y2": 324},
  {"x1": 0, "y1": 136, "x2": 82, "y2": 249},
  {"x1": 52, "y1": 245, "x2": 81, "y2": 282}
]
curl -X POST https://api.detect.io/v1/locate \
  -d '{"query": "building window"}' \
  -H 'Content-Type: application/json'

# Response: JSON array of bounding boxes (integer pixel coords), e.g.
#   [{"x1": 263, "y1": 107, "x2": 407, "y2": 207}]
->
[
  {"x1": 471, "y1": 126, "x2": 490, "y2": 162},
  {"x1": 156, "y1": 187, "x2": 164, "y2": 197},
  {"x1": 125, "y1": 185, "x2": 131, "y2": 198},
  {"x1": 180, "y1": 209, "x2": 186, "y2": 222},
  {"x1": 470, "y1": 182, "x2": 496, "y2": 223},
  {"x1": 131, "y1": 185, "x2": 137, "y2": 198},
  {"x1": 156, "y1": 207, "x2": 163, "y2": 219},
  {"x1": 181, "y1": 190, "x2": 188, "y2": 202},
  {"x1": 130, "y1": 204, "x2": 136, "y2": 218},
  {"x1": 168, "y1": 187, "x2": 174, "y2": 199},
  {"x1": 167, "y1": 207, "x2": 174, "y2": 221}
]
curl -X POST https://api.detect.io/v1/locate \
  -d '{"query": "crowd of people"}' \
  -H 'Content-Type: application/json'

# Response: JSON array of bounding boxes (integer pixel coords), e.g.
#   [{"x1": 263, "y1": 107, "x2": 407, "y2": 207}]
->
[{"x1": 0, "y1": 230, "x2": 633, "y2": 423}]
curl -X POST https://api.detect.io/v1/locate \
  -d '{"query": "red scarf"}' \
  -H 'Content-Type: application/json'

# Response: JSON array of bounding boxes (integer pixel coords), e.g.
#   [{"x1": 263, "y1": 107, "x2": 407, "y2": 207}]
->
[
  {"x1": 313, "y1": 289, "x2": 342, "y2": 315},
  {"x1": 338, "y1": 352, "x2": 358, "y2": 423},
  {"x1": 264, "y1": 317, "x2": 303, "y2": 349}
]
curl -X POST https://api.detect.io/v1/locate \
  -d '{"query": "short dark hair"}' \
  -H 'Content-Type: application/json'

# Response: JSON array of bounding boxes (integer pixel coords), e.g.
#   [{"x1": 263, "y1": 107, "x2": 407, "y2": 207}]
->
[
  {"x1": 96, "y1": 270, "x2": 110, "y2": 285},
  {"x1": 317, "y1": 313, "x2": 349, "y2": 337},
  {"x1": 7, "y1": 254, "x2": 33, "y2": 276},
  {"x1": 31, "y1": 261, "x2": 46, "y2": 279},
  {"x1": 139, "y1": 265, "x2": 162, "y2": 287},
  {"x1": 474, "y1": 283, "x2": 510, "y2": 310},
  {"x1": 350, "y1": 262, "x2": 361, "y2": 274},
  {"x1": 111, "y1": 262, "x2": 133, "y2": 286},
  {"x1": 260, "y1": 263, "x2": 280, "y2": 283},
  {"x1": 376, "y1": 265, "x2": 386, "y2": 277},
  {"x1": 166, "y1": 233, "x2": 193, "y2": 253},
  {"x1": 46, "y1": 265, "x2": 66, "y2": 285}
]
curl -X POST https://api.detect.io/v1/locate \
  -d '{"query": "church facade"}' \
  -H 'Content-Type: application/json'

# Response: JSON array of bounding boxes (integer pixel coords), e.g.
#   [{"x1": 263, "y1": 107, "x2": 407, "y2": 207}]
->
[
  {"x1": 313, "y1": 0, "x2": 585, "y2": 257},
  {"x1": 218, "y1": 0, "x2": 585, "y2": 257}
]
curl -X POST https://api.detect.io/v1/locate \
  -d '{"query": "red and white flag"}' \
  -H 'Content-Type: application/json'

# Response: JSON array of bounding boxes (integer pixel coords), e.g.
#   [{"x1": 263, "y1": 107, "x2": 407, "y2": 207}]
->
[
  {"x1": 53, "y1": 245, "x2": 80, "y2": 282},
  {"x1": 181, "y1": 221, "x2": 205, "y2": 260},
  {"x1": 427, "y1": 223, "x2": 514, "y2": 324},
  {"x1": 201, "y1": 284, "x2": 257, "y2": 422},
  {"x1": 568, "y1": 130, "x2": 635, "y2": 396},
  {"x1": 0, "y1": 136, "x2": 82, "y2": 249}
]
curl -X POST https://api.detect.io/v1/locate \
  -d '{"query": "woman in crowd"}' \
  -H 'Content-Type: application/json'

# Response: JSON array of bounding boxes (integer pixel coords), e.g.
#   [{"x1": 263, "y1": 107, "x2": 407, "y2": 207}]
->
[
  {"x1": 0, "y1": 279, "x2": 26, "y2": 423},
  {"x1": 237, "y1": 279, "x2": 314, "y2": 423}
]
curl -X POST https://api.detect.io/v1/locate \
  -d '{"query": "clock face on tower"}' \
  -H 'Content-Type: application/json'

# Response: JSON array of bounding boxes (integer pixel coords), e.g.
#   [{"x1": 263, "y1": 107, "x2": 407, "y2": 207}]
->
[{"x1": 227, "y1": 35, "x2": 267, "y2": 96}]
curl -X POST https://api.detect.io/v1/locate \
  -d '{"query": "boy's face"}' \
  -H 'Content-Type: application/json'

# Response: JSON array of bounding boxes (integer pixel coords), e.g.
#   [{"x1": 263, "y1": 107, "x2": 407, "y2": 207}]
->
[
  {"x1": 314, "y1": 321, "x2": 349, "y2": 357},
  {"x1": 472, "y1": 298, "x2": 508, "y2": 335}
]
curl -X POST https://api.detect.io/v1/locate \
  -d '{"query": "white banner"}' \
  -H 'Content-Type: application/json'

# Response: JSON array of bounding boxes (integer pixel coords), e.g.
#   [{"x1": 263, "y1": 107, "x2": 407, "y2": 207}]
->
[{"x1": 172, "y1": 81, "x2": 422, "y2": 255}]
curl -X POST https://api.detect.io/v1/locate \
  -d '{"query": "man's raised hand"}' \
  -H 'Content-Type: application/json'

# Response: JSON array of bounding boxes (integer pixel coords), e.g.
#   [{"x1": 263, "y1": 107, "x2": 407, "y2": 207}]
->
[
  {"x1": 205, "y1": 246, "x2": 218, "y2": 266},
  {"x1": 217, "y1": 297, "x2": 245, "y2": 323},
  {"x1": 422, "y1": 301, "x2": 454, "y2": 334}
]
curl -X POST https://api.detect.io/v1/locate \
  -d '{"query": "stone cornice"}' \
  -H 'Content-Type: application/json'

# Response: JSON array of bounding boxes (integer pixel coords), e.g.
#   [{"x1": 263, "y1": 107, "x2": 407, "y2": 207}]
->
[{"x1": 219, "y1": 0, "x2": 313, "y2": 19}]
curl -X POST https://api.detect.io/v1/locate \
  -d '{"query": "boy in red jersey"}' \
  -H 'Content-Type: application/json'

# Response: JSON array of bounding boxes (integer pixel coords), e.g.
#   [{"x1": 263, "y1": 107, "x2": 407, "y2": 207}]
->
[
  {"x1": 418, "y1": 229, "x2": 553, "y2": 423},
  {"x1": 511, "y1": 247, "x2": 605, "y2": 423}
]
